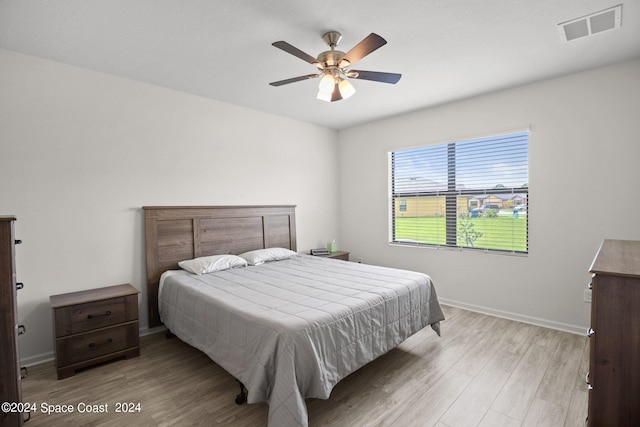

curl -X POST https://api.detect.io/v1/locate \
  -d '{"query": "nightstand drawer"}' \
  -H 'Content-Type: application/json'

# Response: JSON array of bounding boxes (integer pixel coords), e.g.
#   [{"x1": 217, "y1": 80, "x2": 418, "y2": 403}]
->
[
  {"x1": 55, "y1": 322, "x2": 138, "y2": 366},
  {"x1": 54, "y1": 295, "x2": 137, "y2": 337}
]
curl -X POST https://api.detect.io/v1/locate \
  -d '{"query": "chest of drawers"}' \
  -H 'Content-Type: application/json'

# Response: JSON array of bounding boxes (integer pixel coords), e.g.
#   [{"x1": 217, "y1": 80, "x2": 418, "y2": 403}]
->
[
  {"x1": 1, "y1": 216, "x2": 23, "y2": 426},
  {"x1": 587, "y1": 239, "x2": 640, "y2": 426},
  {"x1": 50, "y1": 284, "x2": 140, "y2": 379}
]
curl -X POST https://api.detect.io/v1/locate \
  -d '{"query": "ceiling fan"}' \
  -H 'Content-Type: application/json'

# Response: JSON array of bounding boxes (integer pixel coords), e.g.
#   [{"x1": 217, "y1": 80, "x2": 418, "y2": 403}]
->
[{"x1": 269, "y1": 31, "x2": 402, "y2": 102}]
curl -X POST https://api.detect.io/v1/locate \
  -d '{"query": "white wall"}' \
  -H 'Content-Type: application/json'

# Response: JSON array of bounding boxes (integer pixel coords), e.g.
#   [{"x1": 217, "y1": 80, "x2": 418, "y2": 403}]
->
[
  {"x1": 0, "y1": 49, "x2": 340, "y2": 363},
  {"x1": 338, "y1": 59, "x2": 640, "y2": 333}
]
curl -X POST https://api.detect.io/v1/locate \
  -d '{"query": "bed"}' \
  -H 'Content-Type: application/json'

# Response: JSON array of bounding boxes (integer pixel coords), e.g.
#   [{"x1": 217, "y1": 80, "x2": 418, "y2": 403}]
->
[{"x1": 143, "y1": 205, "x2": 444, "y2": 427}]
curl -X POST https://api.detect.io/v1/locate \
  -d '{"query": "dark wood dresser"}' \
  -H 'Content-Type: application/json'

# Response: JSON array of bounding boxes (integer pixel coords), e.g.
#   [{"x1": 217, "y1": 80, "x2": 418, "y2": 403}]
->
[
  {"x1": 0, "y1": 216, "x2": 24, "y2": 426},
  {"x1": 587, "y1": 239, "x2": 640, "y2": 426},
  {"x1": 50, "y1": 284, "x2": 140, "y2": 379}
]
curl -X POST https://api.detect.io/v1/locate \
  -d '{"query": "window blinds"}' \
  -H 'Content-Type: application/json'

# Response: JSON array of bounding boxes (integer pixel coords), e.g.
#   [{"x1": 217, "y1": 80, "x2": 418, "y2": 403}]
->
[{"x1": 389, "y1": 131, "x2": 529, "y2": 253}]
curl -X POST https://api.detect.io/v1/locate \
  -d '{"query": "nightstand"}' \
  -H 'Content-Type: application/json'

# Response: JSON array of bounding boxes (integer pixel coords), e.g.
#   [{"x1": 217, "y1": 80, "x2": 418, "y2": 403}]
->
[
  {"x1": 50, "y1": 284, "x2": 140, "y2": 379},
  {"x1": 316, "y1": 250, "x2": 350, "y2": 261}
]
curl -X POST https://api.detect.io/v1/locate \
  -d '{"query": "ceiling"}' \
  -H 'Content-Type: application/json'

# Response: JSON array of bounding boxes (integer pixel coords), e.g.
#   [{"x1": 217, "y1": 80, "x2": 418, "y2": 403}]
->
[{"x1": 1, "y1": 1, "x2": 639, "y2": 130}]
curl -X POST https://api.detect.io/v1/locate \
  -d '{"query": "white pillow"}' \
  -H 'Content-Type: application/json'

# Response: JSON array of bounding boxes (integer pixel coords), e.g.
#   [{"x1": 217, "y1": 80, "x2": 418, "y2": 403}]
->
[
  {"x1": 178, "y1": 254, "x2": 247, "y2": 275},
  {"x1": 239, "y1": 248, "x2": 297, "y2": 266}
]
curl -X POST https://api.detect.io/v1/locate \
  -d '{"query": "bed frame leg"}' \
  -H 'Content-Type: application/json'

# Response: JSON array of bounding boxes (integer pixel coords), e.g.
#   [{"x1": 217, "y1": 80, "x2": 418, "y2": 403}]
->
[{"x1": 235, "y1": 381, "x2": 247, "y2": 405}]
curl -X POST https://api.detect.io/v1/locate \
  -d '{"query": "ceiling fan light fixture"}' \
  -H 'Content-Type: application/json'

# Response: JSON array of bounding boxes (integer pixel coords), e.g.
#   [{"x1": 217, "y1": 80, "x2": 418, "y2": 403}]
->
[
  {"x1": 318, "y1": 73, "x2": 335, "y2": 93},
  {"x1": 338, "y1": 59, "x2": 351, "y2": 69},
  {"x1": 270, "y1": 31, "x2": 401, "y2": 102},
  {"x1": 338, "y1": 78, "x2": 355, "y2": 99},
  {"x1": 316, "y1": 90, "x2": 332, "y2": 102}
]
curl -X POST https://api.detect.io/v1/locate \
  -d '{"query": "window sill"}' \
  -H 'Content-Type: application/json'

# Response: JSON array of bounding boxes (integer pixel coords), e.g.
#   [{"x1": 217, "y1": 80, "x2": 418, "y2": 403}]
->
[{"x1": 389, "y1": 241, "x2": 528, "y2": 257}]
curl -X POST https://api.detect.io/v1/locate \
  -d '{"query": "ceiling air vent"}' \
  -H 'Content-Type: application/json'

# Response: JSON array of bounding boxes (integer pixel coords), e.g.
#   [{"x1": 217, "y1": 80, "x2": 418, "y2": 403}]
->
[{"x1": 558, "y1": 4, "x2": 622, "y2": 42}]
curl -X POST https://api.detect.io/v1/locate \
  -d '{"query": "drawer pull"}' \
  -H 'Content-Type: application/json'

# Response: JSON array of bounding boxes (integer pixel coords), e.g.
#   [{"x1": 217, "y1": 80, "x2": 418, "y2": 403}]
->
[
  {"x1": 585, "y1": 372, "x2": 593, "y2": 390},
  {"x1": 16, "y1": 282, "x2": 24, "y2": 290},
  {"x1": 89, "y1": 338, "x2": 113, "y2": 349},
  {"x1": 587, "y1": 327, "x2": 595, "y2": 337},
  {"x1": 18, "y1": 324, "x2": 26, "y2": 335},
  {"x1": 20, "y1": 366, "x2": 28, "y2": 379},
  {"x1": 14, "y1": 239, "x2": 22, "y2": 245},
  {"x1": 87, "y1": 310, "x2": 112, "y2": 320}
]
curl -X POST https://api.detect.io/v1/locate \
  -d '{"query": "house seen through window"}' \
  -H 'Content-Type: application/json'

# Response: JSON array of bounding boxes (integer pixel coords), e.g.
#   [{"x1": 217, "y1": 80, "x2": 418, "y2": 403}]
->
[{"x1": 389, "y1": 131, "x2": 529, "y2": 253}]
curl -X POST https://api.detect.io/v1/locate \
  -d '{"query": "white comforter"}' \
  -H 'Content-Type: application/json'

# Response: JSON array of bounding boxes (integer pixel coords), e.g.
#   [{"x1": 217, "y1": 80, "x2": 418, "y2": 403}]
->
[{"x1": 159, "y1": 254, "x2": 444, "y2": 426}]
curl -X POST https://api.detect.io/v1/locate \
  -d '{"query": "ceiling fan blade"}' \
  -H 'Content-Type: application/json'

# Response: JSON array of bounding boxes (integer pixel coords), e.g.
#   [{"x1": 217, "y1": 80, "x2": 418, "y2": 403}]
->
[
  {"x1": 331, "y1": 84, "x2": 343, "y2": 102},
  {"x1": 269, "y1": 74, "x2": 320, "y2": 87},
  {"x1": 272, "y1": 41, "x2": 321, "y2": 67},
  {"x1": 339, "y1": 33, "x2": 387, "y2": 67},
  {"x1": 350, "y1": 70, "x2": 402, "y2": 84}
]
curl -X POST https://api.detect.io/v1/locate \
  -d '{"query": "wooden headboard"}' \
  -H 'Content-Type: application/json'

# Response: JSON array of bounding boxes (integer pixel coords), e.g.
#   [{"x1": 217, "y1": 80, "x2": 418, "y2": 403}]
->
[{"x1": 143, "y1": 205, "x2": 297, "y2": 327}]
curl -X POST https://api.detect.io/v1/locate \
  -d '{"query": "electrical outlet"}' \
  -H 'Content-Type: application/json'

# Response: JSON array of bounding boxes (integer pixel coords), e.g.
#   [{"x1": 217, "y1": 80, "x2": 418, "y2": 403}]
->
[{"x1": 584, "y1": 289, "x2": 592, "y2": 303}]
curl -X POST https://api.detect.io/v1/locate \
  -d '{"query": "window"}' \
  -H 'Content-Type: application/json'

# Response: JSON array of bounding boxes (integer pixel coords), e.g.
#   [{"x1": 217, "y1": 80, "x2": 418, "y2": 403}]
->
[{"x1": 389, "y1": 131, "x2": 529, "y2": 253}]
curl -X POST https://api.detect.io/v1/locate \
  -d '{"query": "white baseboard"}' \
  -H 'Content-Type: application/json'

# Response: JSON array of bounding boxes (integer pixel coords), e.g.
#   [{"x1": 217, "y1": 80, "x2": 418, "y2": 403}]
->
[
  {"x1": 439, "y1": 298, "x2": 588, "y2": 336},
  {"x1": 21, "y1": 351, "x2": 54, "y2": 367},
  {"x1": 140, "y1": 325, "x2": 167, "y2": 337},
  {"x1": 21, "y1": 325, "x2": 168, "y2": 367}
]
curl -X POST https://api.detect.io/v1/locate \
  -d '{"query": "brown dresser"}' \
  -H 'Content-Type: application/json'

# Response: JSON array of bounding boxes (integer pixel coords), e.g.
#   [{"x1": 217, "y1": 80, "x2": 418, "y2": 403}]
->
[
  {"x1": 50, "y1": 284, "x2": 140, "y2": 379},
  {"x1": 0, "y1": 216, "x2": 24, "y2": 426},
  {"x1": 587, "y1": 239, "x2": 640, "y2": 426}
]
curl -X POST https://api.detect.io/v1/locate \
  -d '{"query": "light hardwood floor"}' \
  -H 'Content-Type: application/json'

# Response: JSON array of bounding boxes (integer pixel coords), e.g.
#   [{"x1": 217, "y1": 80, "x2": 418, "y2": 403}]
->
[{"x1": 21, "y1": 305, "x2": 589, "y2": 426}]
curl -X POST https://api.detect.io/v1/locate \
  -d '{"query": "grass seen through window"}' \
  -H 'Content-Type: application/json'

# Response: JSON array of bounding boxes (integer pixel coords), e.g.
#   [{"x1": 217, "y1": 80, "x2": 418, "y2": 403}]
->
[{"x1": 394, "y1": 213, "x2": 527, "y2": 252}]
